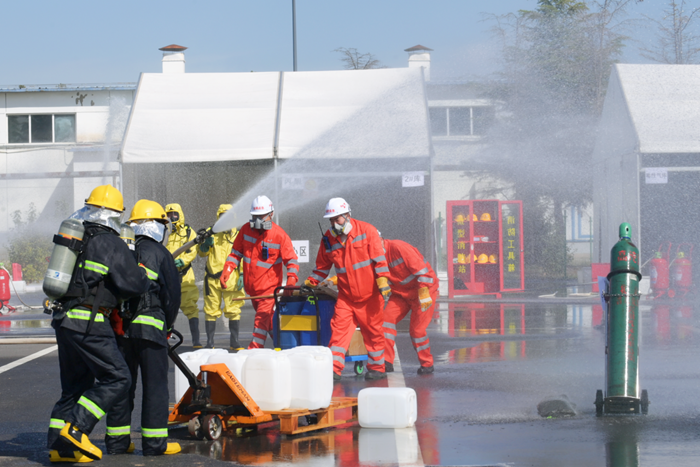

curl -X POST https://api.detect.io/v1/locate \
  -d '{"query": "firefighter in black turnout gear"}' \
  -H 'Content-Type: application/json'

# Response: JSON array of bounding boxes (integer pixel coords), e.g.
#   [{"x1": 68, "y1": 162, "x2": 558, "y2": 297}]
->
[
  {"x1": 105, "y1": 200, "x2": 182, "y2": 456},
  {"x1": 47, "y1": 185, "x2": 150, "y2": 463}
]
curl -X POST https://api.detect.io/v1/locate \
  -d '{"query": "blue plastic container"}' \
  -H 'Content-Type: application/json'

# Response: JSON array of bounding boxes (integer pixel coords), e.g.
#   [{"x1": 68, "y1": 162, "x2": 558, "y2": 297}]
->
[{"x1": 273, "y1": 295, "x2": 335, "y2": 349}]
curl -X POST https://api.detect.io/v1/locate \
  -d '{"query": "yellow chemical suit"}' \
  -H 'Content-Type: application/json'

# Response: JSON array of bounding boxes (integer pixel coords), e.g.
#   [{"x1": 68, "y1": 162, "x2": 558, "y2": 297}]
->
[
  {"x1": 165, "y1": 204, "x2": 201, "y2": 347},
  {"x1": 198, "y1": 204, "x2": 245, "y2": 350}
]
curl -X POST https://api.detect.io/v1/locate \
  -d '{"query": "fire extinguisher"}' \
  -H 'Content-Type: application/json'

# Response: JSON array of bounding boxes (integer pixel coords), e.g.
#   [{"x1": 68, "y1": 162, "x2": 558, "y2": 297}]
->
[
  {"x1": 0, "y1": 266, "x2": 11, "y2": 309},
  {"x1": 649, "y1": 247, "x2": 670, "y2": 298},
  {"x1": 669, "y1": 243, "x2": 693, "y2": 299}
]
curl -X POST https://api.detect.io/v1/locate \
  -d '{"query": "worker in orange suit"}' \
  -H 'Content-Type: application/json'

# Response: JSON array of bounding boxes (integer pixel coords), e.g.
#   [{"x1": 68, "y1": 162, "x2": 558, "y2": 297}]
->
[
  {"x1": 381, "y1": 236, "x2": 438, "y2": 375},
  {"x1": 305, "y1": 198, "x2": 391, "y2": 381},
  {"x1": 220, "y1": 196, "x2": 299, "y2": 349}
]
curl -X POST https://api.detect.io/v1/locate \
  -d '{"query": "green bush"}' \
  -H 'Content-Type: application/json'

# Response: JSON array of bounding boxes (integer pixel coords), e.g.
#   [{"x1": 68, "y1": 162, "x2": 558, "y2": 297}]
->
[{"x1": 6, "y1": 204, "x2": 53, "y2": 283}]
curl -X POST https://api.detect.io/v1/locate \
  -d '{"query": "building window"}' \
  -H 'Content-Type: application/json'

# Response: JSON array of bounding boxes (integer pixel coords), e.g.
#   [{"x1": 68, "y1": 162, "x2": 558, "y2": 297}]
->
[
  {"x1": 7, "y1": 114, "x2": 76, "y2": 144},
  {"x1": 429, "y1": 106, "x2": 494, "y2": 137}
]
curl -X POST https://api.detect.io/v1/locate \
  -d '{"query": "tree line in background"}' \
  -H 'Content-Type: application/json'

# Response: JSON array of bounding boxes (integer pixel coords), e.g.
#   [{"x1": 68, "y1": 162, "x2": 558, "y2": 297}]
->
[{"x1": 338, "y1": 0, "x2": 700, "y2": 282}]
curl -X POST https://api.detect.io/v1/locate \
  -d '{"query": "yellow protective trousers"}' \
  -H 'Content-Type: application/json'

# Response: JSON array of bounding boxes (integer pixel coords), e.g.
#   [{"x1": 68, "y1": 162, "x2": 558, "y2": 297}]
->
[
  {"x1": 203, "y1": 275, "x2": 245, "y2": 321},
  {"x1": 180, "y1": 280, "x2": 200, "y2": 320}
]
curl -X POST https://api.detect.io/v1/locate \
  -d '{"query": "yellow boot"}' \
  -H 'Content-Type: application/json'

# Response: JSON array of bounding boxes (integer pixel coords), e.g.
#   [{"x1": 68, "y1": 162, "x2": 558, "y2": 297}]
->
[
  {"x1": 164, "y1": 443, "x2": 181, "y2": 455},
  {"x1": 49, "y1": 450, "x2": 94, "y2": 463},
  {"x1": 59, "y1": 423, "x2": 102, "y2": 460},
  {"x1": 127, "y1": 442, "x2": 135, "y2": 453}
]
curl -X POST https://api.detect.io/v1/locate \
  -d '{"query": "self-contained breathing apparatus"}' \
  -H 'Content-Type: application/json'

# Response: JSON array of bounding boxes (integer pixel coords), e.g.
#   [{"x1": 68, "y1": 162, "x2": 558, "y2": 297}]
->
[{"x1": 43, "y1": 225, "x2": 114, "y2": 336}]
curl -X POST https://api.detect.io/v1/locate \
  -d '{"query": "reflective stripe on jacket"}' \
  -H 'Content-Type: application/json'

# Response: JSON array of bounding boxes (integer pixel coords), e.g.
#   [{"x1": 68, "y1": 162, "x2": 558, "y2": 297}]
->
[
  {"x1": 225, "y1": 222, "x2": 298, "y2": 296},
  {"x1": 384, "y1": 238, "x2": 439, "y2": 298},
  {"x1": 308, "y1": 219, "x2": 388, "y2": 302},
  {"x1": 125, "y1": 236, "x2": 181, "y2": 346},
  {"x1": 57, "y1": 223, "x2": 150, "y2": 337}
]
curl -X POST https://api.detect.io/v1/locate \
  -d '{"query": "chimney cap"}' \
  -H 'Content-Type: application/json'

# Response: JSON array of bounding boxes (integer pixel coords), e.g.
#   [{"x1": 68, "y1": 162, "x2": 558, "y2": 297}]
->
[
  {"x1": 159, "y1": 44, "x2": 188, "y2": 52},
  {"x1": 404, "y1": 45, "x2": 433, "y2": 52}
]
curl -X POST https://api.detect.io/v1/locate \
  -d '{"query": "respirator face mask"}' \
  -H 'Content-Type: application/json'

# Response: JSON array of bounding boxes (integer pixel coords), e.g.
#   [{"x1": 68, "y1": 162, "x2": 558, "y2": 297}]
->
[
  {"x1": 331, "y1": 215, "x2": 352, "y2": 237},
  {"x1": 250, "y1": 214, "x2": 272, "y2": 230}
]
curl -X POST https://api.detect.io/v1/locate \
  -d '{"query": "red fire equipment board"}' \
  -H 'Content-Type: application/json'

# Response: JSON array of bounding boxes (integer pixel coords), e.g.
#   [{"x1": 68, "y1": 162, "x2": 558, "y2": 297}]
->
[{"x1": 446, "y1": 200, "x2": 524, "y2": 298}]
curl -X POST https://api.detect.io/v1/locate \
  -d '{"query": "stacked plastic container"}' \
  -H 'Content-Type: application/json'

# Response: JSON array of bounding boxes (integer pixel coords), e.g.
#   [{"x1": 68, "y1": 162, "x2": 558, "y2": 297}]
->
[
  {"x1": 284, "y1": 346, "x2": 333, "y2": 410},
  {"x1": 173, "y1": 348, "x2": 227, "y2": 402},
  {"x1": 173, "y1": 346, "x2": 335, "y2": 412},
  {"x1": 242, "y1": 350, "x2": 291, "y2": 411},
  {"x1": 206, "y1": 351, "x2": 249, "y2": 385}
]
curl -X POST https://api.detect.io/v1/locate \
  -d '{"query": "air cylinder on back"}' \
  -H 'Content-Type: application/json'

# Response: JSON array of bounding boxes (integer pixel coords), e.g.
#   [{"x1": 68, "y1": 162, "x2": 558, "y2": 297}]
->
[
  {"x1": 43, "y1": 219, "x2": 84, "y2": 301},
  {"x1": 120, "y1": 223, "x2": 136, "y2": 250}
]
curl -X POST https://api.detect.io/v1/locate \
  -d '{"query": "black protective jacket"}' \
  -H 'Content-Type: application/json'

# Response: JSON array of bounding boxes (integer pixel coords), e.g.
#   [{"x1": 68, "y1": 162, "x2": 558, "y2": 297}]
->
[
  {"x1": 124, "y1": 236, "x2": 181, "y2": 346},
  {"x1": 56, "y1": 222, "x2": 150, "y2": 337}
]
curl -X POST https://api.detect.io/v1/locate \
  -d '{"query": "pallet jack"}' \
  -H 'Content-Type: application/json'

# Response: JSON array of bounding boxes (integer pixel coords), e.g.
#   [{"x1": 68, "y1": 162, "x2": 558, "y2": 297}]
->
[{"x1": 167, "y1": 329, "x2": 358, "y2": 440}]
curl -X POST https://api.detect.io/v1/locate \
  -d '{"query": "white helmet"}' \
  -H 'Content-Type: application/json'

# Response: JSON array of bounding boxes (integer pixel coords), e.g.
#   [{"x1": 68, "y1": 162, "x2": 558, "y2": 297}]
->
[
  {"x1": 324, "y1": 198, "x2": 350, "y2": 218},
  {"x1": 250, "y1": 195, "x2": 274, "y2": 215}
]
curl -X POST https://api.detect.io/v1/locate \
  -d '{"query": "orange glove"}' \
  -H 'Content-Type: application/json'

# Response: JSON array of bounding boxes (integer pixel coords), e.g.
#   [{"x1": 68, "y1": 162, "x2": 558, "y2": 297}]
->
[
  {"x1": 320, "y1": 276, "x2": 338, "y2": 287},
  {"x1": 418, "y1": 286, "x2": 432, "y2": 312},
  {"x1": 286, "y1": 275, "x2": 298, "y2": 287},
  {"x1": 220, "y1": 261, "x2": 236, "y2": 289},
  {"x1": 376, "y1": 277, "x2": 391, "y2": 303}
]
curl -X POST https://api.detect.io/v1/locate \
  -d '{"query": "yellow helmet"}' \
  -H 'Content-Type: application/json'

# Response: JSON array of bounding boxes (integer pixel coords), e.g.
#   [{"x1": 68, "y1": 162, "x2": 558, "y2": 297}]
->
[
  {"x1": 489, "y1": 254, "x2": 498, "y2": 264},
  {"x1": 454, "y1": 213, "x2": 467, "y2": 223},
  {"x1": 85, "y1": 185, "x2": 124, "y2": 212},
  {"x1": 128, "y1": 200, "x2": 168, "y2": 223},
  {"x1": 477, "y1": 254, "x2": 489, "y2": 264},
  {"x1": 473, "y1": 214, "x2": 478, "y2": 221},
  {"x1": 480, "y1": 213, "x2": 492, "y2": 221}
]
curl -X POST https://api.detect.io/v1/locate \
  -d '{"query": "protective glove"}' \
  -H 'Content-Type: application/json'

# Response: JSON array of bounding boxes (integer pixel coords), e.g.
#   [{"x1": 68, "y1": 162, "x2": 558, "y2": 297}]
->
[
  {"x1": 174, "y1": 258, "x2": 185, "y2": 268},
  {"x1": 235, "y1": 274, "x2": 244, "y2": 292},
  {"x1": 286, "y1": 276, "x2": 298, "y2": 287},
  {"x1": 418, "y1": 286, "x2": 432, "y2": 312},
  {"x1": 304, "y1": 278, "x2": 315, "y2": 287},
  {"x1": 320, "y1": 276, "x2": 338, "y2": 287},
  {"x1": 198, "y1": 237, "x2": 214, "y2": 253},
  {"x1": 376, "y1": 277, "x2": 391, "y2": 303},
  {"x1": 220, "y1": 261, "x2": 236, "y2": 289}
]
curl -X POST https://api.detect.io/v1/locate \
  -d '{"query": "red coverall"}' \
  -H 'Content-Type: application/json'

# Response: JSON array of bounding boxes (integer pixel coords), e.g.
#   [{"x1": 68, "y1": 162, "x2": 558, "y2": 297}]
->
[
  {"x1": 307, "y1": 219, "x2": 389, "y2": 374},
  {"x1": 223, "y1": 222, "x2": 298, "y2": 348},
  {"x1": 382, "y1": 239, "x2": 438, "y2": 368}
]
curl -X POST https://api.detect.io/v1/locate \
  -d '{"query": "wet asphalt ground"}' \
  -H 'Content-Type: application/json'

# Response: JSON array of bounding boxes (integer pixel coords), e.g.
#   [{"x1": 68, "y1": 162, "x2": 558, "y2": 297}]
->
[{"x1": 2, "y1": 290, "x2": 700, "y2": 466}]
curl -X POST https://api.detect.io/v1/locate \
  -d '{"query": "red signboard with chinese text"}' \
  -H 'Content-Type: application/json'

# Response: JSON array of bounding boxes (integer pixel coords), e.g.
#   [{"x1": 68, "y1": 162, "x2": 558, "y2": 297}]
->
[{"x1": 446, "y1": 200, "x2": 524, "y2": 297}]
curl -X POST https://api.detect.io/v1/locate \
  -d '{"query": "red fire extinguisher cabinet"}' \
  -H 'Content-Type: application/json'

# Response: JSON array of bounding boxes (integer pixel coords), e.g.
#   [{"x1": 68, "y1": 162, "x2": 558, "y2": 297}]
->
[{"x1": 446, "y1": 200, "x2": 524, "y2": 298}]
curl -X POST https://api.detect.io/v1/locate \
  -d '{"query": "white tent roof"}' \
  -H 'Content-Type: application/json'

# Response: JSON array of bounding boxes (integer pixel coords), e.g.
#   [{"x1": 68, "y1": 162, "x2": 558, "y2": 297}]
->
[
  {"x1": 615, "y1": 64, "x2": 700, "y2": 154},
  {"x1": 121, "y1": 67, "x2": 430, "y2": 163}
]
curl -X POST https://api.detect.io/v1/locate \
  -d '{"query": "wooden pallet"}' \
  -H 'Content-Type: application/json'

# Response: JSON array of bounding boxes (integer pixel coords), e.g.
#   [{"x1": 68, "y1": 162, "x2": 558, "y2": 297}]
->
[
  {"x1": 265, "y1": 397, "x2": 358, "y2": 435},
  {"x1": 170, "y1": 364, "x2": 358, "y2": 436}
]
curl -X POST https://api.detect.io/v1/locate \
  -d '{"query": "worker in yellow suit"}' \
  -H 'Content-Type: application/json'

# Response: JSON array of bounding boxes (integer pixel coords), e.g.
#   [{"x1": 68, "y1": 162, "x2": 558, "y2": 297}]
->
[
  {"x1": 165, "y1": 204, "x2": 201, "y2": 348},
  {"x1": 198, "y1": 204, "x2": 245, "y2": 350}
]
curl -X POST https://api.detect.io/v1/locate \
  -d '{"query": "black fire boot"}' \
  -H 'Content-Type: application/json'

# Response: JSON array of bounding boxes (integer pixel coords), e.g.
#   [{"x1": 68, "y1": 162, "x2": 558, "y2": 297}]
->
[
  {"x1": 189, "y1": 317, "x2": 202, "y2": 349},
  {"x1": 205, "y1": 320, "x2": 216, "y2": 349},
  {"x1": 229, "y1": 319, "x2": 241, "y2": 351}
]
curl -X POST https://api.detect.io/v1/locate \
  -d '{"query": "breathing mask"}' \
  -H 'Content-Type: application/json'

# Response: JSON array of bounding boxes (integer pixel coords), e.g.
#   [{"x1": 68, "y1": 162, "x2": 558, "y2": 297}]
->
[
  {"x1": 250, "y1": 215, "x2": 272, "y2": 231},
  {"x1": 130, "y1": 220, "x2": 167, "y2": 243},
  {"x1": 167, "y1": 211, "x2": 180, "y2": 224},
  {"x1": 331, "y1": 216, "x2": 352, "y2": 237},
  {"x1": 70, "y1": 205, "x2": 123, "y2": 233}
]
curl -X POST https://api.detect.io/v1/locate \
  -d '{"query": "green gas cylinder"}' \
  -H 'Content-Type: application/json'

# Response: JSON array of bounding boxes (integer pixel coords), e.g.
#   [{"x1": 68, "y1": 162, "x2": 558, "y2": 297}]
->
[{"x1": 595, "y1": 223, "x2": 649, "y2": 415}]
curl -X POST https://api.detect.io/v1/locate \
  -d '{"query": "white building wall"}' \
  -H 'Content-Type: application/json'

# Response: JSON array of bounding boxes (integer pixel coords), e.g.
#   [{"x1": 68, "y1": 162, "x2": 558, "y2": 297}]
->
[
  {"x1": 0, "y1": 89, "x2": 133, "y2": 235},
  {"x1": 592, "y1": 66, "x2": 641, "y2": 262}
]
